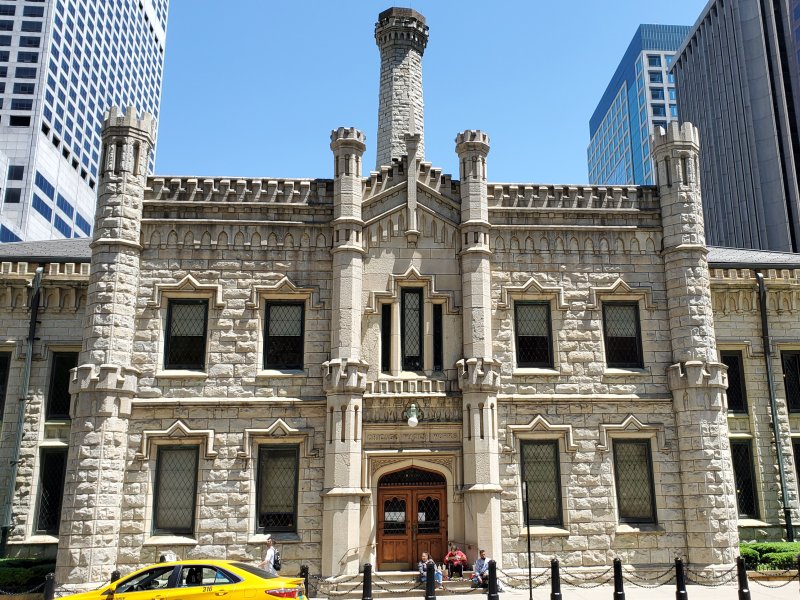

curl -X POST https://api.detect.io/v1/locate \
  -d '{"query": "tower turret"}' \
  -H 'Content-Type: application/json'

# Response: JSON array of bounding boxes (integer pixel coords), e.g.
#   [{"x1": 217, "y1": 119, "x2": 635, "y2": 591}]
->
[
  {"x1": 374, "y1": 7, "x2": 428, "y2": 169},
  {"x1": 652, "y1": 121, "x2": 739, "y2": 566},
  {"x1": 56, "y1": 106, "x2": 154, "y2": 587}
]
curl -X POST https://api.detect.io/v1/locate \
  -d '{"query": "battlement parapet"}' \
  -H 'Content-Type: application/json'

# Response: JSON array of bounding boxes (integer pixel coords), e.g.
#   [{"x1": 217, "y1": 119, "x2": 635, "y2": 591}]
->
[
  {"x1": 103, "y1": 105, "x2": 156, "y2": 138},
  {"x1": 652, "y1": 120, "x2": 700, "y2": 149},
  {"x1": 330, "y1": 127, "x2": 366, "y2": 148},
  {"x1": 375, "y1": 7, "x2": 428, "y2": 54},
  {"x1": 455, "y1": 130, "x2": 490, "y2": 155},
  {"x1": 487, "y1": 183, "x2": 659, "y2": 211},
  {"x1": 145, "y1": 176, "x2": 334, "y2": 205},
  {"x1": 711, "y1": 267, "x2": 800, "y2": 285}
]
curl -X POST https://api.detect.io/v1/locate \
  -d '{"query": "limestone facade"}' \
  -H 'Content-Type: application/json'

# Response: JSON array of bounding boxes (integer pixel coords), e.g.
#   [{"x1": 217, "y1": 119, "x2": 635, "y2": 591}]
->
[{"x1": 0, "y1": 5, "x2": 798, "y2": 590}]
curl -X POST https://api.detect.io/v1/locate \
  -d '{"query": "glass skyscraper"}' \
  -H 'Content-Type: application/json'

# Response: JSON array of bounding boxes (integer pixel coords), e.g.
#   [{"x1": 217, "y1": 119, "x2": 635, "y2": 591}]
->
[
  {"x1": 587, "y1": 24, "x2": 691, "y2": 185},
  {"x1": 0, "y1": 0, "x2": 167, "y2": 242}
]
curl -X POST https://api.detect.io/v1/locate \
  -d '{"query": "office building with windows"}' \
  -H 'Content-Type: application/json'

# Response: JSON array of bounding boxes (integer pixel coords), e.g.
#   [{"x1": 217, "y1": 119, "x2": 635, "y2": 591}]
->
[
  {"x1": 0, "y1": 6, "x2": 798, "y2": 592},
  {"x1": 672, "y1": 0, "x2": 800, "y2": 251},
  {"x1": 587, "y1": 25, "x2": 690, "y2": 185},
  {"x1": 0, "y1": 0, "x2": 167, "y2": 243}
]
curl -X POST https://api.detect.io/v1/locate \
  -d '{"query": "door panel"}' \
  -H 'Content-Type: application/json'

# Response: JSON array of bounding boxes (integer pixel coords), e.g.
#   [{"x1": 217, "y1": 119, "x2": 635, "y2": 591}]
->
[{"x1": 378, "y1": 492, "x2": 412, "y2": 567}]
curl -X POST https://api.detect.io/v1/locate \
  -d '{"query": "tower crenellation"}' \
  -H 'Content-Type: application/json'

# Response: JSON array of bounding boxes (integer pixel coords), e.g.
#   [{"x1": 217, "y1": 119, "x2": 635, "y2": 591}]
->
[{"x1": 374, "y1": 7, "x2": 428, "y2": 169}]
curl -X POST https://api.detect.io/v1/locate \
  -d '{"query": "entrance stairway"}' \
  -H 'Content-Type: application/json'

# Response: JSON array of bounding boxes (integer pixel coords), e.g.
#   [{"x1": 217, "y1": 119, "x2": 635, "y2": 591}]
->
[{"x1": 320, "y1": 571, "x2": 479, "y2": 599}]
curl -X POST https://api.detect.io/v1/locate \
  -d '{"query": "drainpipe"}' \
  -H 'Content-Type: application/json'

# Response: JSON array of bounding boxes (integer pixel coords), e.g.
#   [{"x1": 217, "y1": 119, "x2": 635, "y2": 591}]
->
[
  {"x1": 0, "y1": 266, "x2": 43, "y2": 557},
  {"x1": 755, "y1": 271, "x2": 794, "y2": 541}
]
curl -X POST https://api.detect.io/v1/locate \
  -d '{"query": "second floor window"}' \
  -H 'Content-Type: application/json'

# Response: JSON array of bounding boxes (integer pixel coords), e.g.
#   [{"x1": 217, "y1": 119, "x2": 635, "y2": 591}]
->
[
  {"x1": 721, "y1": 351, "x2": 747, "y2": 413},
  {"x1": 515, "y1": 302, "x2": 552, "y2": 368},
  {"x1": 264, "y1": 302, "x2": 304, "y2": 370},
  {"x1": 402, "y1": 289, "x2": 423, "y2": 371},
  {"x1": 781, "y1": 351, "x2": 800, "y2": 412},
  {"x1": 47, "y1": 351, "x2": 77, "y2": 420},
  {"x1": 165, "y1": 299, "x2": 208, "y2": 370},
  {"x1": 603, "y1": 302, "x2": 643, "y2": 368}
]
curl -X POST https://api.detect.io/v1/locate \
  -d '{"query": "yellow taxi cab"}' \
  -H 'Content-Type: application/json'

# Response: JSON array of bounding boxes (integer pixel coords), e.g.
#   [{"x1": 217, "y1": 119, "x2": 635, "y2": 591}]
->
[{"x1": 63, "y1": 560, "x2": 307, "y2": 600}]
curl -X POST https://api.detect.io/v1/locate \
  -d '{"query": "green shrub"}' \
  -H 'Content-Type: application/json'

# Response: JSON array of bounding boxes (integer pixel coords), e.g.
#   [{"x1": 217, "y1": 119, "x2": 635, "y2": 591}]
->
[
  {"x1": 760, "y1": 551, "x2": 800, "y2": 570},
  {"x1": 739, "y1": 546, "x2": 759, "y2": 569},
  {"x1": 745, "y1": 542, "x2": 800, "y2": 558},
  {"x1": 0, "y1": 561, "x2": 55, "y2": 590}
]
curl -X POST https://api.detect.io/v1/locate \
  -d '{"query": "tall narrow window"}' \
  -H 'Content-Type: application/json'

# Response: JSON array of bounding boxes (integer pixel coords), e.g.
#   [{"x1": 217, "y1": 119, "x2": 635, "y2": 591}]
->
[
  {"x1": 46, "y1": 352, "x2": 77, "y2": 420},
  {"x1": 781, "y1": 351, "x2": 800, "y2": 412},
  {"x1": 515, "y1": 302, "x2": 553, "y2": 368},
  {"x1": 794, "y1": 440, "x2": 800, "y2": 488},
  {"x1": 603, "y1": 302, "x2": 643, "y2": 368},
  {"x1": 264, "y1": 302, "x2": 304, "y2": 370},
  {"x1": 153, "y1": 446, "x2": 198, "y2": 535},
  {"x1": 730, "y1": 440, "x2": 759, "y2": 519},
  {"x1": 35, "y1": 448, "x2": 67, "y2": 534},
  {"x1": 0, "y1": 351, "x2": 10, "y2": 419},
  {"x1": 165, "y1": 299, "x2": 208, "y2": 370},
  {"x1": 433, "y1": 304, "x2": 443, "y2": 372},
  {"x1": 257, "y1": 445, "x2": 299, "y2": 533},
  {"x1": 402, "y1": 289, "x2": 423, "y2": 371},
  {"x1": 721, "y1": 351, "x2": 747, "y2": 413},
  {"x1": 381, "y1": 304, "x2": 391, "y2": 373},
  {"x1": 521, "y1": 440, "x2": 562, "y2": 526},
  {"x1": 613, "y1": 439, "x2": 656, "y2": 524}
]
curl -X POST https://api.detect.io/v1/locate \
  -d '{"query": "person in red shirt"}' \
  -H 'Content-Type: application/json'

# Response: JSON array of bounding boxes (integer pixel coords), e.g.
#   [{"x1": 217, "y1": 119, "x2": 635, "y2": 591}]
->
[{"x1": 443, "y1": 546, "x2": 468, "y2": 579}]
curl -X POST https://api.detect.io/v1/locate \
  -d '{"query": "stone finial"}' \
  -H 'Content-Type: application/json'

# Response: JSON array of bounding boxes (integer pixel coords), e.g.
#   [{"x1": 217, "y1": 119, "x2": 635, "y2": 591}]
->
[
  {"x1": 455, "y1": 130, "x2": 491, "y2": 157},
  {"x1": 651, "y1": 120, "x2": 700, "y2": 150},
  {"x1": 102, "y1": 105, "x2": 156, "y2": 140},
  {"x1": 374, "y1": 7, "x2": 429, "y2": 54}
]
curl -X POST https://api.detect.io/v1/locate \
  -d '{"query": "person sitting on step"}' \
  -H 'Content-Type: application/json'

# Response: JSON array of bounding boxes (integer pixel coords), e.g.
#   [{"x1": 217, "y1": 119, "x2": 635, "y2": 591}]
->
[{"x1": 443, "y1": 546, "x2": 468, "y2": 579}]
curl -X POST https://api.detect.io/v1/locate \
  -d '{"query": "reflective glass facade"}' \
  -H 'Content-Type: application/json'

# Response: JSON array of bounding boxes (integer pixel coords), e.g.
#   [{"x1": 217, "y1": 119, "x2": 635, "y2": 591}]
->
[{"x1": 587, "y1": 25, "x2": 690, "y2": 185}]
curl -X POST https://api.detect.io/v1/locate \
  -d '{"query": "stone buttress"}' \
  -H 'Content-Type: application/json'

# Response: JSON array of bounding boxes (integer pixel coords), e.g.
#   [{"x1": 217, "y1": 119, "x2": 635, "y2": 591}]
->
[
  {"x1": 374, "y1": 7, "x2": 428, "y2": 169},
  {"x1": 652, "y1": 121, "x2": 739, "y2": 566},
  {"x1": 321, "y1": 127, "x2": 369, "y2": 577},
  {"x1": 455, "y1": 130, "x2": 502, "y2": 559},
  {"x1": 55, "y1": 107, "x2": 154, "y2": 586}
]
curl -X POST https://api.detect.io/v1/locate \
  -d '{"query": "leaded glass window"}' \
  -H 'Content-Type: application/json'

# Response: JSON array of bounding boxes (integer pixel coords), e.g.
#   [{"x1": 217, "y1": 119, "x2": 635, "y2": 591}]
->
[
  {"x1": 721, "y1": 351, "x2": 747, "y2": 413},
  {"x1": 731, "y1": 440, "x2": 759, "y2": 518},
  {"x1": 264, "y1": 302, "x2": 304, "y2": 370},
  {"x1": 794, "y1": 441, "x2": 800, "y2": 488},
  {"x1": 35, "y1": 448, "x2": 67, "y2": 534},
  {"x1": 165, "y1": 299, "x2": 208, "y2": 370},
  {"x1": 0, "y1": 351, "x2": 10, "y2": 419},
  {"x1": 521, "y1": 440, "x2": 562, "y2": 525},
  {"x1": 613, "y1": 439, "x2": 656, "y2": 523},
  {"x1": 515, "y1": 303, "x2": 552, "y2": 368},
  {"x1": 402, "y1": 289, "x2": 423, "y2": 371},
  {"x1": 153, "y1": 446, "x2": 198, "y2": 535},
  {"x1": 381, "y1": 304, "x2": 391, "y2": 372},
  {"x1": 781, "y1": 351, "x2": 800, "y2": 412},
  {"x1": 47, "y1": 351, "x2": 77, "y2": 420},
  {"x1": 257, "y1": 445, "x2": 299, "y2": 532},
  {"x1": 603, "y1": 302, "x2": 643, "y2": 368},
  {"x1": 433, "y1": 304, "x2": 443, "y2": 372}
]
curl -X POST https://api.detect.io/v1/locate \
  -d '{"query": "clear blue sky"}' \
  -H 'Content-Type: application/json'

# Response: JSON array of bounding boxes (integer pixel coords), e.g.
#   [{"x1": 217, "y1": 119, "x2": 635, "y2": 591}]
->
[{"x1": 155, "y1": 0, "x2": 707, "y2": 184}]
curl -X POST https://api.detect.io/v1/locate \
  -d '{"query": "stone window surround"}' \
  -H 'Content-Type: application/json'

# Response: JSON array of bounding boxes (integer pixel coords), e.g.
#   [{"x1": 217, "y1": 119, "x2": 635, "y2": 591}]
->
[
  {"x1": 596, "y1": 293, "x2": 651, "y2": 377},
  {"x1": 717, "y1": 343, "x2": 751, "y2": 415},
  {"x1": 148, "y1": 275, "x2": 225, "y2": 381},
  {"x1": 728, "y1": 432, "x2": 769, "y2": 528},
  {"x1": 508, "y1": 415, "x2": 578, "y2": 537},
  {"x1": 507, "y1": 295, "x2": 561, "y2": 377}
]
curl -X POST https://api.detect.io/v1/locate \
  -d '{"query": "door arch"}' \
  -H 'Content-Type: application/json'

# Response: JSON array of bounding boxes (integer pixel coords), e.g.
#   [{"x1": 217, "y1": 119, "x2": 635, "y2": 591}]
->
[{"x1": 376, "y1": 467, "x2": 447, "y2": 570}]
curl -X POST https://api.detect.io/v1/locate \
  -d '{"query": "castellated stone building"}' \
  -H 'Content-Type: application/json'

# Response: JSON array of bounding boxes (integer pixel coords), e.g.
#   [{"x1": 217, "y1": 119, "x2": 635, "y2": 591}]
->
[{"x1": 0, "y1": 6, "x2": 799, "y2": 589}]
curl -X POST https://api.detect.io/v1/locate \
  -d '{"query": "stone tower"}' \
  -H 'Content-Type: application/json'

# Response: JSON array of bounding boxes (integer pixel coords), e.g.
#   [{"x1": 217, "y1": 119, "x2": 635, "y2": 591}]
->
[
  {"x1": 652, "y1": 121, "x2": 740, "y2": 565},
  {"x1": 455, "y1": 130, "x2": 502, "y2": 559},
  {"x1": 56, "y1": 107, "x2": 154, "y2": 586},
  {"x1": 321, "y1": 127, "x2": 369, "y2": 577},
  {"x1": 374, "y1": 7, "x2": 428, "y2": 169}
]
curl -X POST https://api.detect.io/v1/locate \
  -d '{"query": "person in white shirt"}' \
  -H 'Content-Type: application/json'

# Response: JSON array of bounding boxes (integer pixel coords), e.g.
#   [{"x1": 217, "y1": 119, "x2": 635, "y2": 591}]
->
[
  {"x1": 259, "y1": 534, "x2": 277, "y2": 575},
  {"x1": 472, "y1": 549, "x2": 489, "y2": 588}
]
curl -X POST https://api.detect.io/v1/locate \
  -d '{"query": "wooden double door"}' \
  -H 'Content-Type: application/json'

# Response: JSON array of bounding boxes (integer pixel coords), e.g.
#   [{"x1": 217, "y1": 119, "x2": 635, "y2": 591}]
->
[{"x1": 376, "y1": 468, "x2": 447, "y2": 570}]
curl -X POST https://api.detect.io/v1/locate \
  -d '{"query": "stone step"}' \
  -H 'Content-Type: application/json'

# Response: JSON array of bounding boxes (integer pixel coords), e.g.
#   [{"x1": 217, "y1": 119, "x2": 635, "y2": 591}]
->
[{"x1": 321, "y1": 572, "x2": 480, "y2": 599}]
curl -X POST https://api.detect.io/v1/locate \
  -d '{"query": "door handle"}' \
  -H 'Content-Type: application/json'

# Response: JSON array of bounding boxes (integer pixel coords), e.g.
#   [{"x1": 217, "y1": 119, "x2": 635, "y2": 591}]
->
[{"x1": 215, "y1": 592, "x2": 229, "y2": 596}]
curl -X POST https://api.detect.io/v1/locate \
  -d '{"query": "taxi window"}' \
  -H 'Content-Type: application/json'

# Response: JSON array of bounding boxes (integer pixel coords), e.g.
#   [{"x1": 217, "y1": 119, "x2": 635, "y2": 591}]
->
[
  {"x1": 179, "y1": 566, "x2": 238, "y2": 586},
  {"x1": 229, "y1": 563, "x2": 278, "y2": 580},
  {"x1": 116, "y1": 566, "x2": 174, "y2": 593}
]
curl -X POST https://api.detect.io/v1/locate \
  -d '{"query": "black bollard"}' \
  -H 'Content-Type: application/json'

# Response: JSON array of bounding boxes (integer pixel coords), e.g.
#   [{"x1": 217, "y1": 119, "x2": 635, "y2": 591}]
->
[
  {"x1": 425, "y1": 561, "x2": 436, "y2": 600},
  {"x1": 43, "y1": 573, "x2": 55, "y2": 600},
  {"x1": 550, "y1": 559, "x2": 562, "y2": 600},
  {"x1": 488, "y1": 559, "x2": 500, "y2": 600},
  {"x1": 674, "y1": 558, "x2": 687, "y2": 600},
  {"x1": 736, "y1": 557, "x2": 751, "y2": 600},
  {"x1": 362, "y1": 563, "x2": 373, "y2": 600},
  {"x1": 111, "y1": 570, "x2": 121, "y2": 583},
  {"x1": 300, "y1": 565, "x2": 309, "y2": 599},
  {"x1": 613, "y1": 558, "x2": 625, "y2": 600}
]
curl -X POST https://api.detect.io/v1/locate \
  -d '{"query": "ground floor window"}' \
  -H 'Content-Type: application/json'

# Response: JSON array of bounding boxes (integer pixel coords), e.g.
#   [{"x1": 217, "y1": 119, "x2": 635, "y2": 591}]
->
[
  {"x1": 520, "y1": 440, "x2": 562, "y2": 526},
  {"x1": 613, "y1": 439, "x2": 656, "y2": 524},
  {"x1": 257, "y1": 445, "x2": 299, "y2": 532},
  {"x1": 153, "y1": 446, "x2": 198, "y2": 535},
  {"x1": 35, "y1": 447, "x2": 67, "y2": 534},
  {"x1": 730, "y1": 439, "x2": 759, "y2": 519}
]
